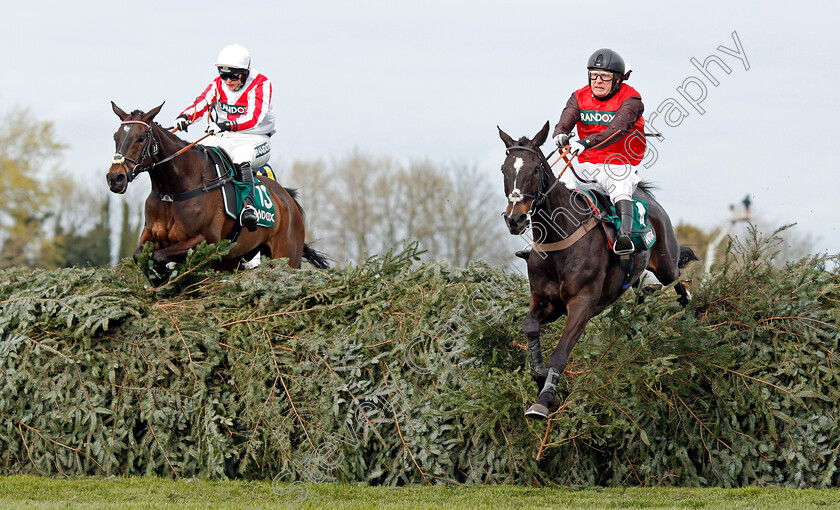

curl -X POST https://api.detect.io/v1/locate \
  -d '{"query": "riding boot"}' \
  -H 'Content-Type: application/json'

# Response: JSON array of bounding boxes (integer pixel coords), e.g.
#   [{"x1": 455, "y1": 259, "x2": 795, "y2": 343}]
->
[
  {"x1": 515, "y1": 249, "x2": 531, "y2": 260},
  {"x1": 613, "y1": 199, "x2": 635, "y2": 255},
  {"x1": 238, "y1": 162, "x2": 258, "y2": 232}
]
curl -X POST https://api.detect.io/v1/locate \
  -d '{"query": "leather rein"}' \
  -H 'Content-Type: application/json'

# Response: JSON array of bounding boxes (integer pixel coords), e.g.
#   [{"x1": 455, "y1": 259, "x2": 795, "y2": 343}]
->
[
  {"x1": 506, "y1": 144, "x2": 597, "y2": 252},
  {"x1": 111, "y1": 119, "x2": 212, "y2": 183},
  {"x1": 112, "y1": 119, "x2": 232, "y2": 203}
]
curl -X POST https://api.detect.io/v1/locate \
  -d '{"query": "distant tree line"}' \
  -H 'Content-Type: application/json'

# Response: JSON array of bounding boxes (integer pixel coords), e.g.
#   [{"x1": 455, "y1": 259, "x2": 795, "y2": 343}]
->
[
  {"x1": 0, "y1": 109, "x2": 817, "y2": 270},
  {"x1": 282, "y1": 151, "x2": 513, "y2": 267}
]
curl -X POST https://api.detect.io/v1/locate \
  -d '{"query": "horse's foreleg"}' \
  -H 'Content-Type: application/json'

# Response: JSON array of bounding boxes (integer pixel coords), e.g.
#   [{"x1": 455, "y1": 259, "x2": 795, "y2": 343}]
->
[
  {"x1": 526, "y1": 297, "x2": 595, "y2": 419},
  {"x1": 151, "y1": 236, "x2": 208, "y2": 267},
  {"x1": 524, "y1": 295, "x2": 562, "y2": 394},
  {"x1": 133, "y1": 227, "x2": 155, "y2": 261},
  {"x1": 524, "y1": 315, "x2": 548, "y2": 388}
]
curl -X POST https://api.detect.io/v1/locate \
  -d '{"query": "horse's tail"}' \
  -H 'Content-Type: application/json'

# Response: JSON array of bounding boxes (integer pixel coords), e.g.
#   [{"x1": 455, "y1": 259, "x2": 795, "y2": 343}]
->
[
  {"x1": 281, "y1": 187, "x2": 330, "y2": 268},
  {"x1": 678, "y1": 245, "x2": 699, "y2": 268},
  {"x1": 284, "y1": 187, "x2": 304, "y2": 218},
  {"x1": 303, "y1": 244, "x2": 330, "y2": 269}
]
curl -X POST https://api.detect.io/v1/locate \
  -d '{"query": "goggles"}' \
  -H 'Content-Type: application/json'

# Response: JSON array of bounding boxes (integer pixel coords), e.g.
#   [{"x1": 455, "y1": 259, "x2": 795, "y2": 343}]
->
[
  {"x1": 218, "y1": 68, "x2": 244, "y2": 81},
  {"x1": 588, "y1": 71, "x2": 615, "y2": 82}
]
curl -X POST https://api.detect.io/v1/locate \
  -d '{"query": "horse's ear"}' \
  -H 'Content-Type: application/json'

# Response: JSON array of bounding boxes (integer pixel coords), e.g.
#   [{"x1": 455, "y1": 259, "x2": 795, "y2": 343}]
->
[
  {"x1": 531, "y1": 121, "x2": 550, "y2": 148},
  {"x1": 111, "y1": 101, "x2": 128, "y2": 121},
  {"x1": 498, "y1": 126, "x2": 516, "y2": 148},
  {"x1": 143, "y1": 102, "x2": 165, "y2": 122}
]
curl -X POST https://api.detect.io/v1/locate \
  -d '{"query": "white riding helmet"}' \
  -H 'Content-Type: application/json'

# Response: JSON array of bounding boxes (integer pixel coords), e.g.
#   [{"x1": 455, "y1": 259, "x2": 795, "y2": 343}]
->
[{"x1": 216, "y1": 44, "x2": 251, "y2": 71}]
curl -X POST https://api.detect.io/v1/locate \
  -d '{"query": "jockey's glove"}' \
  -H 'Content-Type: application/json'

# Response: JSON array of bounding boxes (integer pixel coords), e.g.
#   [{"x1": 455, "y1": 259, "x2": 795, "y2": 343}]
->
[
  {"x1": 206, "y1": 120, "x2": 233, "y2": 134},
  {"x1": 174, "y1": 115, "x2": 190, "y2": 132},
  {"x1": 568, "y1": 140, "x2": 586, "y2": 156},
  {"x1": 554, "y1": 133, "x2": 570, "y2": 147}
]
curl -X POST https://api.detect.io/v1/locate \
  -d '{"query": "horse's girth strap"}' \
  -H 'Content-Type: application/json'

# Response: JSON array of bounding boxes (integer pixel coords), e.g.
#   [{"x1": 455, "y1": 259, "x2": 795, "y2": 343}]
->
[{"x1": 532, "y1": 217, "x2": 599, "y2": 253}]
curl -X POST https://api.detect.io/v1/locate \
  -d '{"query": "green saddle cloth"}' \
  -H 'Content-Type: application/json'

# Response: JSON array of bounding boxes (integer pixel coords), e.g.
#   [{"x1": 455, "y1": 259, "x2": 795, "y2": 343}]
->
[
  {"x1": 231, "y1": 178, "x2": 277, "y2": 228},
  {"x1": 578, "y1": 190, "x2": 656, "y2": 250},
  {"x1": 207, "y1": 147, "x2": 276, "y2": 228}
]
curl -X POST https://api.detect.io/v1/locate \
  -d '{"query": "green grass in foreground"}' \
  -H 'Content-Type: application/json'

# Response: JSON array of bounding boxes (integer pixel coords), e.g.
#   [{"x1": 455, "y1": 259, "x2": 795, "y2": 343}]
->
[{"x1": 2, "y1": 476, "x2": 840, "y2": 509}]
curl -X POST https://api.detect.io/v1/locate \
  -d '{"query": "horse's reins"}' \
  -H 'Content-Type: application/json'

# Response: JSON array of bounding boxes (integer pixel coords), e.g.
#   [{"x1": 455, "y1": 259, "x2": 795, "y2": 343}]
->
[
  {"x1": 506, "y1": 145, "x2": 560, "y2": 214},
  {"x1": 507, "y1": 144, "x2": 600, "y2": 252},
  {"x1": 549, "y1": 129, "x2": 663, "y2": 182},
  {"x1": 112, "y1": 120, "x2": 158, "y2": 181},
  {"x1": 112, "y1": 120, "x2": 214, "y2": 181}
]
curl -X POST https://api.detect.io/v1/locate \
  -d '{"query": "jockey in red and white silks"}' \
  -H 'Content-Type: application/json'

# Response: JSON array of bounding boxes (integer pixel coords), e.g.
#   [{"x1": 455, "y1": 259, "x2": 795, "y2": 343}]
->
[
  {"x1": 173, "y1": 43, "x2": 275, "y2": 231},
  {"x1": 175, "y1": 44, "x2": 275, "y2": 169}
]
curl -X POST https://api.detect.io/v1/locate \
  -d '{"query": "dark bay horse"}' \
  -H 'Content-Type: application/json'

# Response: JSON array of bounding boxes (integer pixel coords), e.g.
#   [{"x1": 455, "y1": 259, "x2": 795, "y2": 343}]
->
[
  {"x1": 107, "y1": 102, "x2": 328, "y2": 271},
  {"x1": 499, "y1": 122, "x2": 697, "y2": 419}
]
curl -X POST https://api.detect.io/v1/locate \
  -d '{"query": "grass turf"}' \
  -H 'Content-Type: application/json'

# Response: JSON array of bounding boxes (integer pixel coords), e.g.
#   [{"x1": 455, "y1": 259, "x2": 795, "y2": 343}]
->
[{"x1": 2, "y1": 476, "x2": 840, "y2": 509}]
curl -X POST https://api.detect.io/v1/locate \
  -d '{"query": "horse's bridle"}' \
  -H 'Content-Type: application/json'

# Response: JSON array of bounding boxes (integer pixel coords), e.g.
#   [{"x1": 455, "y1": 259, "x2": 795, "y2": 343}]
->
[
  {"x1": 505, "y1": 145, "x2": 560, "y2": 215},
  {"x1": 111, "y1": 120, "x2": 159, "y2": 182}
]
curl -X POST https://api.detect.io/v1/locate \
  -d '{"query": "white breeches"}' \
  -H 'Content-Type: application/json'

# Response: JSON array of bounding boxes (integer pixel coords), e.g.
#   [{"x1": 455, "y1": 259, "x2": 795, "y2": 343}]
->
[
  {"x1": 558, "y1": 161, "x2": 640, "y2": 203},
  {"x1": 200, "y1": 132, "x2": 271, "y2": 168}
]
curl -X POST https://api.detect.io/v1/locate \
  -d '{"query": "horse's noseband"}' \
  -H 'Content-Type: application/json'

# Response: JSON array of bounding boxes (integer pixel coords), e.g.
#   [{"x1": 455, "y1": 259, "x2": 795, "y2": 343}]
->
[
  {"x1": 113, "y1": 119, "x2": 159, "y2": 182},
  {"x1": 505, "y1": 145, "x2": 557, "y2": 215}
]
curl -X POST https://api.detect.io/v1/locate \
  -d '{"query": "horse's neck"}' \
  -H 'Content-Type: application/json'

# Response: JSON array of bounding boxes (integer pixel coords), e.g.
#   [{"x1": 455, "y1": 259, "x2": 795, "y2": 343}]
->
[
  {"x1": 148, "y1": 129, "x2": 205, "y2": 194},
  {"x1": 532, "y1": 180, "x2": 590, "y2": 243}
]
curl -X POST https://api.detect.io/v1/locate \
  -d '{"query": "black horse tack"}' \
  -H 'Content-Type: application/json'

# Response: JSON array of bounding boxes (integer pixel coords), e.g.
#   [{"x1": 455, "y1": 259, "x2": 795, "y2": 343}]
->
[
  {"x1": 499, "y1": 122, "x2": 697, "y2": 419},
  {"x1": 107, "y1": 102, "x2": 328, "y2": 271}
]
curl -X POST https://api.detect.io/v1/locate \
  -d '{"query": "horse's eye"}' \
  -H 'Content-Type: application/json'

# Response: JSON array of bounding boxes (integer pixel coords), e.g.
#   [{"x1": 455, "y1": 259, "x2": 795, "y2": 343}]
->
[{"x1": 137, "y1": 135, "x2": 145, "y2": 142}]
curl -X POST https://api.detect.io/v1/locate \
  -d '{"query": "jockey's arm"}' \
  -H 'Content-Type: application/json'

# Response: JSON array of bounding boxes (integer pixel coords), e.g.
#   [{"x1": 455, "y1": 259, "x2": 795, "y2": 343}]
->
[
  {"x1": 552, "y1": 93, "x2": 580, "y2": 139},
  {"x1": 180, "y1": 82, "x2": 218, "y2": 123}
]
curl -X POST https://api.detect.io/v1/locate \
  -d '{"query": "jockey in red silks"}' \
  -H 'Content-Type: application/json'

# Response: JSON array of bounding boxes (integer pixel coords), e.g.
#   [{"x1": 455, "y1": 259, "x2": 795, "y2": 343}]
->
[
  {"x1": 552, "y1": 48, "x2": 646, "y2": 256},
  {"x1": 173, "y1": 43, "x2": 275, "y2": 232}
]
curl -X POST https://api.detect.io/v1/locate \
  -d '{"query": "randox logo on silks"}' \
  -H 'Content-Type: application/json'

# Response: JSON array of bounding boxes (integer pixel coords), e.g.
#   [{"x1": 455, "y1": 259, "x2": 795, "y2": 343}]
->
[
  {"x1": 580, "y1": 110, "x2": 616, "y2": 125},
  {"x1": 219, "y1": 102, "x2": 247, "y2": 115}
]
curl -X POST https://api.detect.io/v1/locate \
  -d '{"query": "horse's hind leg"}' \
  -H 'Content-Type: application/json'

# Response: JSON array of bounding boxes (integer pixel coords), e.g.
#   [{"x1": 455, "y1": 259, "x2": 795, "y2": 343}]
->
[
  {"x1": 643, "y1": 197, "x2": 697, "y2": 307},
  {"x1": 648, "y1": 246, "x2": 692, "y2": 306}
]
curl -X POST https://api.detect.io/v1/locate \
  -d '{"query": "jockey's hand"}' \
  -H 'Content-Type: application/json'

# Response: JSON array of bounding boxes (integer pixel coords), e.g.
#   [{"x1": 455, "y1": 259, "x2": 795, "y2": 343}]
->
[
  {"x1": 554, "y1": 134, "x2": 570, "y2": 147},
  {"x1": 174, "y1": 115, "x2": 190, "y2": 132},
  {"x1": 568, "y1": 140, "x2": 586, "y2": 156},
  {"x1": 206, "y1": 120, "x2": 232, "y2": 134}
]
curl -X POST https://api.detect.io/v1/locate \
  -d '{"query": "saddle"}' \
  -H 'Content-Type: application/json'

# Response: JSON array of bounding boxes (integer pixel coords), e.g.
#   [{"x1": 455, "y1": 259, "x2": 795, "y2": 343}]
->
[
  {"x1": 203, "y1": 147, "x2": 277, "y2": 229},
  {"x1": 573, "y1": 189, "x2": 656, "y2": 252}
]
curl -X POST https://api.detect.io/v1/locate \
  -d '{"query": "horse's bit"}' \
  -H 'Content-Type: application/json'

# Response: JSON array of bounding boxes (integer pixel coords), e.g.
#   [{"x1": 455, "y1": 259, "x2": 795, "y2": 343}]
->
[
  {"x1": 505, "y1": 145, "x2": 560, "y2": 215},
  {"x1": 111, "y1": 119, "x2": 158, "y2": 182}
]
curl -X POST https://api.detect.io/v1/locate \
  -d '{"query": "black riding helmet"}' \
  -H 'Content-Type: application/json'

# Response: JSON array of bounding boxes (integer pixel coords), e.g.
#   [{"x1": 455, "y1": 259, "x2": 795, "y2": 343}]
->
[
  {"x1": 586, "y1": 48, "x2": 629, "y2": 101},
  {"x1": 587, "y1": 48, "x2": 626, "y2": 74}
]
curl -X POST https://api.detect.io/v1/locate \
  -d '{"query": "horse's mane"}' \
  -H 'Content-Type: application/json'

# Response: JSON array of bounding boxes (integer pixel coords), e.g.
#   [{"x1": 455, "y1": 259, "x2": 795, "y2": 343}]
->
[
  {"x1": 151, "y1": 120, "x2": 191, "y2": 150},
  {"x1": 517, "y1": 136, "x2": 530, "y2": 145}
]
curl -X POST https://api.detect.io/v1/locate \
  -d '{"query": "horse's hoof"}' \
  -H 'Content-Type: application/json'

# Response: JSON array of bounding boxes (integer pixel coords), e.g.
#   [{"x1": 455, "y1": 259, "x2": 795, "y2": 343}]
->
[{"x1": 525, "y1": 403, "x2": 549, "y2": 419}]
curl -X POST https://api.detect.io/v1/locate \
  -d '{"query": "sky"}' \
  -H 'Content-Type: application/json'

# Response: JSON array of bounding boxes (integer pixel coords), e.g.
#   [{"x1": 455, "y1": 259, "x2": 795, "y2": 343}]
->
[{"x1": 3, "y1": 0, "x2": 840, "y2": 261}]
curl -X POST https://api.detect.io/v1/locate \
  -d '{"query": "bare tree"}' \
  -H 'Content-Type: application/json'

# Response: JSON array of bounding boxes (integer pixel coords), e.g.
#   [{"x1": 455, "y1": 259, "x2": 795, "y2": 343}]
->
[
  {"x1": 442, "y1": 163, "x2": 511, "y2": 266},
  {"x1": 287, "y1": 159, "x2": 330, "y2": 244},
  {"x1": 280, "y1": 151, "x2": 514, "y2": 267}
]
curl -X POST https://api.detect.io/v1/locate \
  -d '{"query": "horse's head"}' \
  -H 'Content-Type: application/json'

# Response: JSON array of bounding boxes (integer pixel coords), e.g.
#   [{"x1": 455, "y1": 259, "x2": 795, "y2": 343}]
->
[
  {"x1": 498, "y1": 121, "x2": 551, "y2": 235},
  {"x1": 107, "y1": 102, "x2": 164, "y2": 194}
]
